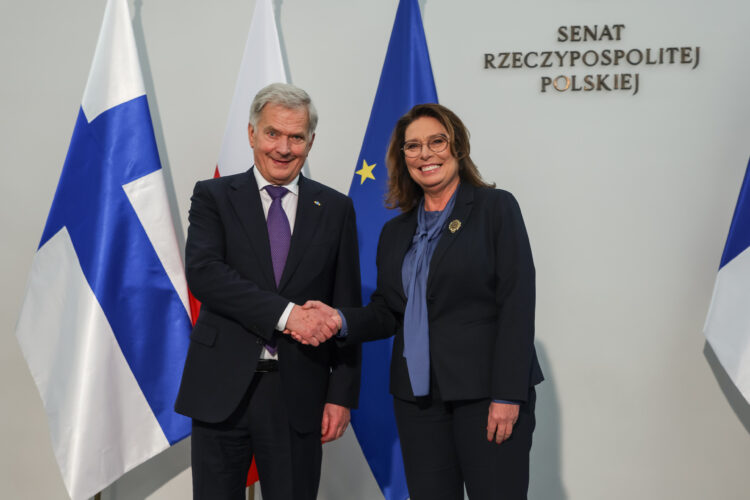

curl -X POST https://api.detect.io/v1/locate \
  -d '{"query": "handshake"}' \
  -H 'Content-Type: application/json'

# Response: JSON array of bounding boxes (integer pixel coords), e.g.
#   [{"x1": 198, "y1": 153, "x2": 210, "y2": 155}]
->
[{"x1": 283, "y1": 300, "x2": 342, "y2": 346}]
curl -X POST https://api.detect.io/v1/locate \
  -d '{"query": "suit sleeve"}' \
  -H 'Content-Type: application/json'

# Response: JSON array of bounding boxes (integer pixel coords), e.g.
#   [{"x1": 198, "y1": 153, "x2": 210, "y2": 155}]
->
[
  {"x1": 325, "y1": 199, "x2": 363, "y2": 408},
  {"x1": 491, "y1": 192, "x2": 536, "y2": 402},
  {"x1": 185, "y1": 181, "x2": 289, "y2": 341},
  {"x1": 339, "y1": 224, "x2": 400, "y2": 345}
]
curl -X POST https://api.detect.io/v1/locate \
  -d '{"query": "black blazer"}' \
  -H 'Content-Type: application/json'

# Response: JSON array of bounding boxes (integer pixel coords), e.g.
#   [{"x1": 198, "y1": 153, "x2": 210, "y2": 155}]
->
[
  {"x1": 175, "y1": 169, "x2": 362, "y2": 433},
  {"x1": 341, "y1": 183, "x2": 542, "y2": 403}
]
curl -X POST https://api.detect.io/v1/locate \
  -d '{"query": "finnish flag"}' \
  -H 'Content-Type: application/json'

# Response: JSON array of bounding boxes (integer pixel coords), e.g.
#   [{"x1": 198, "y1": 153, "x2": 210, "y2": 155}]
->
[
  {"x1": 15, "y1": 0, "x2": 192, "y2": 498},
  {"x1": 705, "y1": 158, "x2": 750, "y2": 404}
]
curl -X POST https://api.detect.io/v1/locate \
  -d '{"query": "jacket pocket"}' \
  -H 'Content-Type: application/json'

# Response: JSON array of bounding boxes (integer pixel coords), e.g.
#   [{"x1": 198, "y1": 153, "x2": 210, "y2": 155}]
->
[{"x1": 190, "y1": 325, "x2": 217, "y2": 347}]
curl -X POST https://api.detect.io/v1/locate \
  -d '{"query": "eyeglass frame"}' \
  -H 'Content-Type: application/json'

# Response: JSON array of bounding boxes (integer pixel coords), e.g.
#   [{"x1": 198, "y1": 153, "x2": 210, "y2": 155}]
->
[{"x1": 401, "y1": 134, "x2": 450, "y2": 158}]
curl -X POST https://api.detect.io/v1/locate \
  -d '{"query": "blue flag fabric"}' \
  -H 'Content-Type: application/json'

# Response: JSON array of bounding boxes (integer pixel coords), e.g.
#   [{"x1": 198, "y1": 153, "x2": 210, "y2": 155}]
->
[
  {"x1": 348, "y1": 0, "x2": 438, "y2": 498},
  {"x1": 719, "y1": 159, "x2": 750, "y2": 269}
]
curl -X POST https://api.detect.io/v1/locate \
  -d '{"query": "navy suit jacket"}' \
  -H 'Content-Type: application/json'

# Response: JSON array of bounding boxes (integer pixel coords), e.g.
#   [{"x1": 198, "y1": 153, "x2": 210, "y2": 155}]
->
[
  {"x1": 341, "y1": 182, "x2": 542, "y2": 403},
  {"x1": 175, "y1": 169, "x2": 362, "y2": 433}
]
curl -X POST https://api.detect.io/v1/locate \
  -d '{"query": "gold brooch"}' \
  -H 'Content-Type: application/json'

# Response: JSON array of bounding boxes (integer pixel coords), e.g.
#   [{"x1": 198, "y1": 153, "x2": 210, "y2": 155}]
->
[{"x1": 448, "y1": 219, "x2": 461, "y2": 233}]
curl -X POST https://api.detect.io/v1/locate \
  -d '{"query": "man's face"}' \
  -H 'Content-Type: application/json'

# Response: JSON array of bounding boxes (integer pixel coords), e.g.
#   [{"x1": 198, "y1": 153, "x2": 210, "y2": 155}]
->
[{"x1": 248, "y1": 103, "x2": 315, "y2": 185}]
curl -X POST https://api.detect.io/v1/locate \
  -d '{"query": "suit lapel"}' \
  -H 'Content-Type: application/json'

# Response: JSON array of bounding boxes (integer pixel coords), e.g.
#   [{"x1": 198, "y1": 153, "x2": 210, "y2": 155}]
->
[
  {"x1": 228, "y1": 170, "x2": 276, "y2": 288},
  {"x1": 427, "y1": 183, "x2": 475, "y2": 291},
  {"x1": 278, "y1": 175, "x2": 323, "y2": 290}
]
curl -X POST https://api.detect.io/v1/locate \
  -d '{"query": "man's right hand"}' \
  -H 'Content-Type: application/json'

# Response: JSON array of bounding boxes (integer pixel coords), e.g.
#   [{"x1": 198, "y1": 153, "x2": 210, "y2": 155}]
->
[
  {"x1": 284, "y1": 304, "x2": 338, "y2": 346},
  {"x1": 302, "y1": 300, "x2": 341, "y2": 329}
]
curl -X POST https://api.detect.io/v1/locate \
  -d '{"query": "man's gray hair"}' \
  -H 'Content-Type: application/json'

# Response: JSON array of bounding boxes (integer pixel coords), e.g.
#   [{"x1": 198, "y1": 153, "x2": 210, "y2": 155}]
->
[{"x1": 249, "y1": 82, "x2": 318, "y2": 138}]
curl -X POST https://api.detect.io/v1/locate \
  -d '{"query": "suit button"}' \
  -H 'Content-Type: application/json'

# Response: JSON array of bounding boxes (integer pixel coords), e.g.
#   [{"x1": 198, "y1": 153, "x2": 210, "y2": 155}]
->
[
  {"x1": 256, "y1": 338, "x2": 264, "y2": 345},
  {"x1": 427, "y1": 295, "x2": 435, "y2": 303}
]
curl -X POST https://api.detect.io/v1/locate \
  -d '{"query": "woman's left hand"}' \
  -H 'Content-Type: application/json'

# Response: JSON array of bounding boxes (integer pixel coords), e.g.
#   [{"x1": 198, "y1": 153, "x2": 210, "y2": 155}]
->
[{"x1": 486, "y1": 401, "x2": 520, "y2": 444}]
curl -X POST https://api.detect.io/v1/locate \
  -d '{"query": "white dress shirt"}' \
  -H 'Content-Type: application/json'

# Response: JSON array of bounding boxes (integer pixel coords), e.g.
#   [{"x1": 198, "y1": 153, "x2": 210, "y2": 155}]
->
[{"x1": 253, "y1": 166, "x2": 298, "y2": 359}]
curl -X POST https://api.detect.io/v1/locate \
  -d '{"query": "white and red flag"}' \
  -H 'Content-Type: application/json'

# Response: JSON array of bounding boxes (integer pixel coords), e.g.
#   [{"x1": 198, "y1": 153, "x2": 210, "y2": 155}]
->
[
  {"x1": 201, "y1": 0, "x2": 288, "y2": 486},
  {"x1": 216, "y1": 0, "x2": 287, "y2": 178}
]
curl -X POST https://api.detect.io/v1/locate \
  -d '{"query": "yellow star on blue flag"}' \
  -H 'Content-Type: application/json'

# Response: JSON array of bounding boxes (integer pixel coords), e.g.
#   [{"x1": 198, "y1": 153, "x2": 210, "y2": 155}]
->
[{"x1": 355, "y1": 159, "x2": 376, "y2": 185}]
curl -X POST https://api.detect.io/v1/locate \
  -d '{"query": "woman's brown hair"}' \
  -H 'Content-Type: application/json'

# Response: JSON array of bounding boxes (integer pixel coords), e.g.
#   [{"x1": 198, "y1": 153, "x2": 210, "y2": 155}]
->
[{"x1": 385, "y1": 103, "x2": 494, "y2": 212}]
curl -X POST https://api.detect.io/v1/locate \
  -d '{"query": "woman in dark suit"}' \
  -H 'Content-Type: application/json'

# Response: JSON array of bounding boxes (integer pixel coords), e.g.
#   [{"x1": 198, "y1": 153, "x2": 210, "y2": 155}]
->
[{"x1": 305, "y1": 103, "x2": 543, "y2": 499}]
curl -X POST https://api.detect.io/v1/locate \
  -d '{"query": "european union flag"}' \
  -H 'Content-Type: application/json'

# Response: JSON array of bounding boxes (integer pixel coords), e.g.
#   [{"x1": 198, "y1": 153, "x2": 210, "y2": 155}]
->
[{"x1": 348, "y1": 0, "x2": 437, "y2": 498}]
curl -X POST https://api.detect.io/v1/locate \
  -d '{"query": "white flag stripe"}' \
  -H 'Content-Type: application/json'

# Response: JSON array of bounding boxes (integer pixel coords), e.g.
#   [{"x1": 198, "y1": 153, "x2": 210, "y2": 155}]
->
[
  {"x1": 217, "y1": 0, "x2": 286, "y2": 176},
  {"x1": 16, "y1": 228, "x2": 168, "y2": 500},
  {"x1": 123, "y1": 170, "x2": 191, "y2": 316},
  {"x1": 705, "y1": 246, "x2": 750, "y2": 402},
  {"x1": 81, "y1": 0, "x2": 145, "y2": 122}
]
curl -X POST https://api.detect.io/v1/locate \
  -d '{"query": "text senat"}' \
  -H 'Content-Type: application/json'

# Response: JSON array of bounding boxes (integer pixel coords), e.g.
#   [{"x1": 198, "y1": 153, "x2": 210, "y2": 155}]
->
[{"x1": 557, "y1": 24, "x2": 626, "y2": 42}]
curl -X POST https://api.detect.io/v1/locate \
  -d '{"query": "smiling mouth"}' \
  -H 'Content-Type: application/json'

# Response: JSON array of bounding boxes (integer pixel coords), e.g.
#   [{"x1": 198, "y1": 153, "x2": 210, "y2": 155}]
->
[
  {"x1": 420, "y1": 164, "x2": 441, "y2": 172},
  {"x1": 272, "y1": 157, "x2": 294, "y2": 165}
]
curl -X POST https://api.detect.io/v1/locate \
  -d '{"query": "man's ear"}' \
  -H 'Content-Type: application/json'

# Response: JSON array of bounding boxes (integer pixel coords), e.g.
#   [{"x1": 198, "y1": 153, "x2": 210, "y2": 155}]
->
[{"x1": 248, "y1": 124, "x2": 255, "y2": 148}]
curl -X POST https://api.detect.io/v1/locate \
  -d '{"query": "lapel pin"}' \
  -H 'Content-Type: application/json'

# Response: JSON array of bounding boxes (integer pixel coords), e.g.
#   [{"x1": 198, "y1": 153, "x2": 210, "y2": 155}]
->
[
  {"x1": 448, "y1": 219, "x2": 461, "y2": 233},
  {"x1": 313, "y1": 200, "x2": 321, "y2": 206}
]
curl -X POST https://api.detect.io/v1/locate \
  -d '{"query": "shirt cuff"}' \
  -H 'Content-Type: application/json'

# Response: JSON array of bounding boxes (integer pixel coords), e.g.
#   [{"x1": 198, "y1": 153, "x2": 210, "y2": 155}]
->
[
  {"x1": 493, "y1": 399, "x2": 520, "y2": 405},
  {"x1": 335, "y1": 310, "x2": 348, "y2": 338},
  {"x1": 276, "y1": 302, "x2": 295, "y2": 331}
]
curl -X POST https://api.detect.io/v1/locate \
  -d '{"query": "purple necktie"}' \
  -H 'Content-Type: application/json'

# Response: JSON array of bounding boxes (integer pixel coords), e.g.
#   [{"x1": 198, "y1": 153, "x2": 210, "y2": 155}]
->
[
  {"x1": 265, "y1": 185, "x2": 291, "y2": 286},
  {"x1": 264, "y1": 185, "x2": 291, "y2": 355}
]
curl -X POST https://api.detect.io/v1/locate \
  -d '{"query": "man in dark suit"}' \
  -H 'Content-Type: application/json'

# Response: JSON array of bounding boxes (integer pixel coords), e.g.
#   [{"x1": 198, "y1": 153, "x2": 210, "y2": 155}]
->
[{"x1": 175, "y1": 83, "x2": 361, "y2": 500}]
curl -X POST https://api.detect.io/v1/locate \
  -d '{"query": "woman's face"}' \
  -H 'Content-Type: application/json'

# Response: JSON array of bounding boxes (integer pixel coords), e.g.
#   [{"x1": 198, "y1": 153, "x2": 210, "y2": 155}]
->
[{"x1": 403, "y1": 116, "x2": 460, "y2": 197}]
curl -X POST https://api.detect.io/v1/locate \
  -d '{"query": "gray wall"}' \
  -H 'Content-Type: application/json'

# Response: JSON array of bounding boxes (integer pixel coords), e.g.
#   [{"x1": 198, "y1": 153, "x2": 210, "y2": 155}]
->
[{"x1": 2, "y1": 0, "x2": 750, "y2": 498}]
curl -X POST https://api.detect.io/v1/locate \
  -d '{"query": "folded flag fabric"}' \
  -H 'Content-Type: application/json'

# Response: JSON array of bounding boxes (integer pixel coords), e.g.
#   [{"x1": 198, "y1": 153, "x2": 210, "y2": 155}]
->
[
  {"x1": 215, "y1": 0, "x2": 286, "y2": 178},
  {"x1": 15, "y1": 0, "x2": 192, "y2": 498},
  {"x1": 207, "y1": 0, "x2": 287, "y2": 485},
  {"x1": 705, "y1": 157, "x2": 750, "y2": 403}
]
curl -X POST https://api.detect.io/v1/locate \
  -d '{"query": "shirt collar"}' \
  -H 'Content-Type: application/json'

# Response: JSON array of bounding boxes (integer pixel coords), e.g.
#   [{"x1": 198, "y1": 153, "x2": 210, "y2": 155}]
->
[{"x1": 252, "y1": 166, "x2": 300, "y2": 196}]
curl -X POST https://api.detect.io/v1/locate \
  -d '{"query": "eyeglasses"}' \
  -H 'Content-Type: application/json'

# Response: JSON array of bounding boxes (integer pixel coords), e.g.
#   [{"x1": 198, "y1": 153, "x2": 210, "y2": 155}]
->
[{"x1": 402, "y1": 134, "x2": 449, "y2": 158}]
